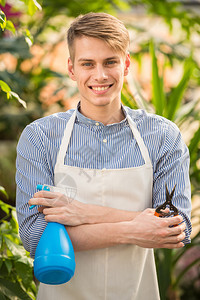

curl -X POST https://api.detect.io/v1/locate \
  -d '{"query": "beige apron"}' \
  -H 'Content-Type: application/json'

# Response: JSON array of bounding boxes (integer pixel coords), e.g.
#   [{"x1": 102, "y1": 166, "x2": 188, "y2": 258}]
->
[{"x1": 37, "y1": 109, "x2": 160, "y2": 300}]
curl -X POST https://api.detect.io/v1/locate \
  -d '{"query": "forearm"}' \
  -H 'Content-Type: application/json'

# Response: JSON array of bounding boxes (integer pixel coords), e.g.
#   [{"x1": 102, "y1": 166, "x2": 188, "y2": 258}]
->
[
  {"x1": 65, "y1": 207, "x2": 141, "y2": 252},
  {"x1": 82, "y1": 204, "x2": 140, "y2": 224},
  {"x1": 66, "y1": 209, "x2": 186, "y2": 252},
  {"x1": 66, "y1": 222, "x2": 125, "y2": 252},
  {"x1": 33, "y1": 195, "x2": 141, "y2": 226}
]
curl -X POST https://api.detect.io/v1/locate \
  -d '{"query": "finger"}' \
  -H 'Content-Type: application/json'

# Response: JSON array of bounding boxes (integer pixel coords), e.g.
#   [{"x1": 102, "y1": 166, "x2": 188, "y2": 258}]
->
[
  {"x1": 168, "y1": 223, "x2": 186, "y2": 236},
  {"x1": 166, "y1": 215, "x2": 183, "y2": 226},
  {"x1": 29, "y1": 194, "x2": 73, "y2": 208},
  {"x1": 166, "y1": 232, "x2": 186, "y2": 243},
  {"x1": 38, "y1": 206, "x2": 47, "y2": 213},
  {"x1": 42, "y1": 207, "x2": 64, "y2": 215},
  {"x1": 44, "y1": 214, "x2": 67, "y2": 224},
  {"x1": 160, "y1": 208, "x2": 170, "y2": 214},
  {"x1": 38, "y1": 206, "x2": 60, "y2": 213},
  {"x1": 161, "y1": 241, "x2": 184, "y2": 249},
  {"x1": 34, "y1": 192, "x2": 73, "y2": 205},
  {"x1": 29, "y1": 197, "x2": 56, "y2": 207},
  {"x1": 34, "y1": 191, "x2": 63, "y2": 199}
]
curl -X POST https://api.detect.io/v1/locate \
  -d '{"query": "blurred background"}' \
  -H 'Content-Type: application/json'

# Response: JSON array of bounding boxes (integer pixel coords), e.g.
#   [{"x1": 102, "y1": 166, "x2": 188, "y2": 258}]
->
[{"x1": 0, "y1": 0, "x2": 199, "y2": 299}]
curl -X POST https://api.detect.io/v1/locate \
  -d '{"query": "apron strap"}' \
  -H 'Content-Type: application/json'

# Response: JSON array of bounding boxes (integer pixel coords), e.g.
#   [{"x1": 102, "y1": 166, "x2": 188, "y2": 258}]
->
[
  {"x1": 55, "y1": 110, "x2": 76, "y2": 168},
  {"x1": 124, "y1": 108, "x2": 152, "y2": 166}
]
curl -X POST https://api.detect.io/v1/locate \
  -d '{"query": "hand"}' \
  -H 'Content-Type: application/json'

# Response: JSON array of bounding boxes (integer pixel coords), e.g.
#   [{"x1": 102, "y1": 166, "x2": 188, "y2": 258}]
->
[
  {"x1": 29, "y1": 190, "x2": 87, "y2": 226},
  {"x1": 123, "y1": 208, "x2": 186, "y2": 249},
  {"x1": 29, "y1": 192, "x2": 141, "y2": 226}
]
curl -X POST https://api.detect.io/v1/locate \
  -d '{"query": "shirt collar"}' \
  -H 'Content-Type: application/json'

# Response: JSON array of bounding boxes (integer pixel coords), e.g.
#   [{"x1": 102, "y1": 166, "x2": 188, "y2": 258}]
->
[{"x1": 75, "y1": 101, "x2": 128, "y2": 127}]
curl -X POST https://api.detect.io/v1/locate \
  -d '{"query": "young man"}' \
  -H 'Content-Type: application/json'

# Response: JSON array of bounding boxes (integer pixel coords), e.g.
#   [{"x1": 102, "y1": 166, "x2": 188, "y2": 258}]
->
[{"x1": 16, "y1": 12, "x2": 192, "y2": 299}]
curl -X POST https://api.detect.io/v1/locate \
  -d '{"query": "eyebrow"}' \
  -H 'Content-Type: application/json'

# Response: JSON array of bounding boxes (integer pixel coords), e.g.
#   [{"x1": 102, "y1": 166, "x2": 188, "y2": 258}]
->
[
  {"x1": 78, "y1": 56, "x2": 119, "y2": 62},
  {"x1": 78, "y1": 58, "x2": 93, "y2": 62},
  {"x1": 105, "y1": 56, "x2": 119, "y2": 61}
]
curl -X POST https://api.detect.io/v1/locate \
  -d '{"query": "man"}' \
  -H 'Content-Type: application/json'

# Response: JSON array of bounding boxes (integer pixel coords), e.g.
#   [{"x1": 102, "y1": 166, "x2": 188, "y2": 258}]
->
[{"x1": 16, "y1": 12, "x2": 192, "y2": 300}]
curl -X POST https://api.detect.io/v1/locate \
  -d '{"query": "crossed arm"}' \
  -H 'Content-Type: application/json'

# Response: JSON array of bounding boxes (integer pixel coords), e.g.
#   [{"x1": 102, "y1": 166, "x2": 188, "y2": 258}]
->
[
  {"x1": 17, "y1": 121, "x2": 191, "y2": 257},
  {"x1": 29, "y1": 191, "x2": 186, "y2": 251}
]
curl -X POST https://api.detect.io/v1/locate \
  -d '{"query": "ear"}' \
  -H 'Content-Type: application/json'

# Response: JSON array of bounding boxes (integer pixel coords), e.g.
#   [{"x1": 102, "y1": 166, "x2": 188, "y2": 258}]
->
[
  {"x1": 68, "y1": 58, "x2": 76, "y2": 81},
  {"x1": 124, "y1": 53, "x2": 130, "y2": 76}
]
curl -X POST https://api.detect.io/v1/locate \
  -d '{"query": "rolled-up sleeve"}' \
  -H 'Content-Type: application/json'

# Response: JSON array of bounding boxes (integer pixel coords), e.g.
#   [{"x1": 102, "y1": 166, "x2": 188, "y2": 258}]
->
[
  {"x1": 152, "y1": 120, "x2": 192, "y2": 244},
  {"x1": 16, "y1": 124, "x2": 54, "y2": 258}
]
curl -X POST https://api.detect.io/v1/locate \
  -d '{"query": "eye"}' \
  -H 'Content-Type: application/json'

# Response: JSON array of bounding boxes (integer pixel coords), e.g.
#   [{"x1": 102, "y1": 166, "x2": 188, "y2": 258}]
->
[
  {"x1": 82, "y1": 62, "x2": 93, "y2": 67},
  {"x1": 106, "y1": 60, "x2": 116, "y2": 65}
]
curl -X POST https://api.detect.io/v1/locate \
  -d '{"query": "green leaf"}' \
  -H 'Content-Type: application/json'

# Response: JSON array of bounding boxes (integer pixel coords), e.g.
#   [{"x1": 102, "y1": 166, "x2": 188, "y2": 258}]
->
[
  {"x1": 10, "y1": 210, "x2": 18, "y2": 231},
  {"x1": 10, "y1": 91, "x2": 27, "y2": 109},
  {"x1": 0, "y1": 260, "x2": 9, "y2": 277},
  {"x1": 0, "y1": 9, "x2": 6, "y2": 31},
  {"x1": 0, "y1": 187, "x2": 8, "y2": 199},
  {"x1": 188, "y1": 125, "x2": 200, "y2": 167},
  {"x1": 0, "y1": 279, "x2": 33, "y2": 300},
  {"x1": 0, "y1": 255, "x2": 3, "y2": 270},
  {"x1": 4, "y1": 259, "x2": 12, "y2": 274},
  {"x1": 0, "y1": 199, "x2": 13, "y2": 211},
  {"x1": 0, "y1": 0, "x2": 6, "y2": 6},
  {"x1": 0, "y1": 80, "x2": 11, "y2": 99},
  {"x1": 16, "y1": 255, "x2": 33, "y2": 267},
  {"x1": 0, "y1": 200, "x2": 15, "y2": 210},
  {"x1": 0, "y1": 81, "x2": 27, "y2": 108},
  {"x1": 4, "y1": 237, "x2": 26, "y2": 258},
  {"x1": 5, "y1": 20, "x2": 16, "y2": 34},
  {"x1": 155, "y1": 248, "x2": 174, "y2": 299},
  {"x1": 26, "y1": 0, "x2": 42, "y2": 16},
  {"x1": 24, "y1": 29, "x2": 34, "y2": 46},
  {"x1": 0, "y1": 200, "x2": 9, "y2": 215},
  {"x1": 188, "y1": 126, "x2": 200, "y2": 156},
  {"x1": 0, "y1": 36, "x2": 32, "y2": 58},
  {"x1": 166, "y1": 60, "x2": 193, "y2": 120},
  {"x1": 14, "y1": 261, "x2": 34, "y2": 289},
  {"x1": 0, "y1": 291, "x2": 6, "y2": 300},
  {"x1": 150, "y1": 40, "x2": 166, "y2": 116}
]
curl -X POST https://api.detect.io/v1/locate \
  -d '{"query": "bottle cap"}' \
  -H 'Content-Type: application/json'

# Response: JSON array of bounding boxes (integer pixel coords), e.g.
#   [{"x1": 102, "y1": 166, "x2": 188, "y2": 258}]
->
[{"x1": 37, "y1": 184, "x2": 50, "y2": 191}]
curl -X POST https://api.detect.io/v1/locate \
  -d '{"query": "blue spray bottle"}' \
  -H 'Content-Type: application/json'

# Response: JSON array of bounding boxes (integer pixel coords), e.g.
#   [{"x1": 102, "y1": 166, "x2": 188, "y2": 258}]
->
[{"x1": 32, "y1": 184, "x2": 76, "y2": 285}]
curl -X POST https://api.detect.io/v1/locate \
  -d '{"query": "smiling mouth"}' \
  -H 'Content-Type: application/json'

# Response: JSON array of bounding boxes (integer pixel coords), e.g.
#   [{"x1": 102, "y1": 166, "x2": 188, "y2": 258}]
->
[{"x1": 89, "y1": 84, "x2": 113, "y2": 91}]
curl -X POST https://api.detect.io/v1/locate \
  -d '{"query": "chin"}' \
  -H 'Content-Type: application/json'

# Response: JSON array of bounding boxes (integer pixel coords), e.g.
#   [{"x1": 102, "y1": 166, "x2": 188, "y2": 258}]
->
[
  {"x1": 92, "y1": 97, "x2": 116, "y2": 106},
  {"x1": 93, "y1": 101, "x2": 112, "y2": 107}
]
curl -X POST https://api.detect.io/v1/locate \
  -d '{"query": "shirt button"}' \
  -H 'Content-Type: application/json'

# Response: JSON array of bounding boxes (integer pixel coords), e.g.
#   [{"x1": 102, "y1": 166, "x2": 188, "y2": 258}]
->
[
  {"x1": 103, "y1": 138, "x2": 107, "y2": 143},
  {"x1": 95, "y1": 122, "x2": 99, "y2": 126}
]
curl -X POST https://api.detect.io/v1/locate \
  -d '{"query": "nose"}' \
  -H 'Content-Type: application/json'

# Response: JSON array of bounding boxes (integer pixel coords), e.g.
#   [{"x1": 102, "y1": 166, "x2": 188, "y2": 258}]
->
[{"x1": 94, "y1": 64, "x2": 108, "y2": 82}]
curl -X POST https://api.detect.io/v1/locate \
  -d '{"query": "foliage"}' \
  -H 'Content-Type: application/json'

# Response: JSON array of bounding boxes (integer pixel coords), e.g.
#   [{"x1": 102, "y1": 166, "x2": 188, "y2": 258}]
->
[
  {"x1": 0, "y1": 0, "x2": 41, "y2": 105},
  {"x1": 0, "y1": 186, "x2": 37, "y2": 299},
  {"x1": 0, "y1": 0, "x2": 199, "y2": 299},
  {"x1": 154, "y1": 234, "x2": 200, "y2": 300},
  {"x1": 127, "y1": 0, "x2": 200, "y2": 37},
  {"x1": 0, "y1": 1, "x2": 42, "y2": 299},
  {"x1": 127, "y1": 38, "x2": 200, "y2": 195},
  {"x1": 41, "y1": 0, "x2": 128, "y2": 17},
  {"x1": 123, "y1": 37, "x2": 200, "y2": 299}
]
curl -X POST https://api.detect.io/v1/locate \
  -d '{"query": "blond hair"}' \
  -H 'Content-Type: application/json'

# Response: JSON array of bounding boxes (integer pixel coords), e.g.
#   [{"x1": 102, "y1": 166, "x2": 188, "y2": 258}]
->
[{"x1": 67, "y1": 12, "x2": 130, "y2": 62}]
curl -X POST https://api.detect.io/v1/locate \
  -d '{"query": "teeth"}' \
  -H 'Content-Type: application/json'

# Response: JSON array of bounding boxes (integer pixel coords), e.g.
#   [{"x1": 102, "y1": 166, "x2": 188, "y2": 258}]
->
[{"x1": 92, "y1": 86, "x2": 110, "y2": 91}]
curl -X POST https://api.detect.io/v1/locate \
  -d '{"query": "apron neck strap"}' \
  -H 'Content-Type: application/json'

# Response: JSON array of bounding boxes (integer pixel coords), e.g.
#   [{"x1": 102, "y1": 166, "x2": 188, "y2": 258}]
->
[
  {"x1": 125, "y1": 112, "x2": 152, "y2": 165},
  {"x1": 56, "y1": 110, "x2": 76, "y2": 166}
]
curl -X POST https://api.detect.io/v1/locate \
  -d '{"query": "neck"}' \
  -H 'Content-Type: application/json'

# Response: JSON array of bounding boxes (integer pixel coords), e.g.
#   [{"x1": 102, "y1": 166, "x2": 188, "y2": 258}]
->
[{"x1": 79, "y1": 102, "x2": 125, "y2": 125}]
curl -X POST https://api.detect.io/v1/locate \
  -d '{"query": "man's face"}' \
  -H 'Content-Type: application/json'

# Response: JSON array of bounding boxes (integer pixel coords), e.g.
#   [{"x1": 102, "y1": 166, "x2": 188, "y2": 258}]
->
[{"x1": 68, "y1": 36, "x2": 130, "y2": 110}]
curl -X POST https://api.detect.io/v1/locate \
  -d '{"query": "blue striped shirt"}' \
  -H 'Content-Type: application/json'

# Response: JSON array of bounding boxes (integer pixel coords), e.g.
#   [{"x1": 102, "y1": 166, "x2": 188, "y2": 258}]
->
[{"x1": 16, "y1": 104, "x2": 192, "y2": 258}]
